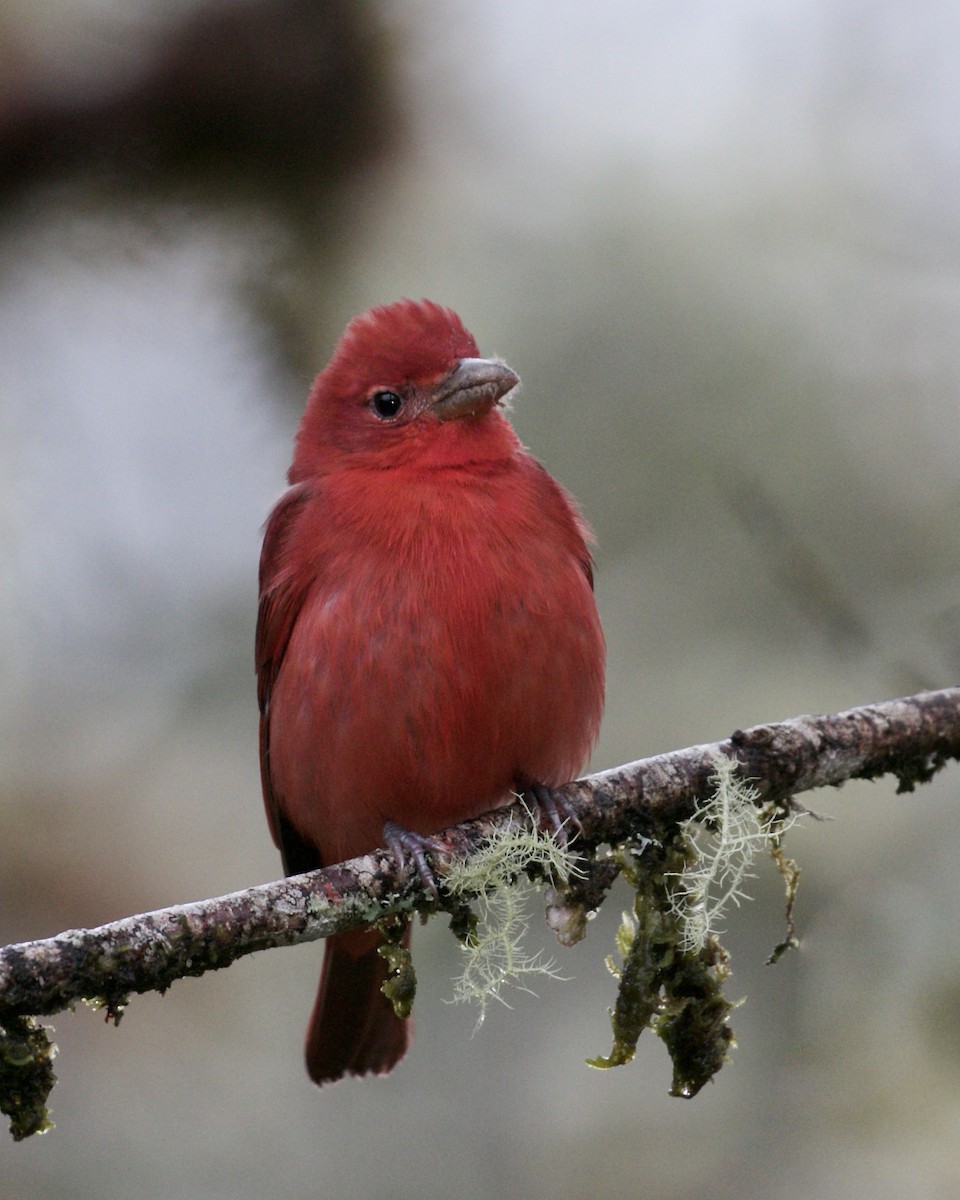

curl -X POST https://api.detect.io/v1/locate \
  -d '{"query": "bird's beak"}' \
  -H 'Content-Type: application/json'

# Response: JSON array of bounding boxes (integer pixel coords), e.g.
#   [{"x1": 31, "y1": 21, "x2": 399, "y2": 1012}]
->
[{"x1": 432, "y1": 358, "x2": 520, "y2": 421}]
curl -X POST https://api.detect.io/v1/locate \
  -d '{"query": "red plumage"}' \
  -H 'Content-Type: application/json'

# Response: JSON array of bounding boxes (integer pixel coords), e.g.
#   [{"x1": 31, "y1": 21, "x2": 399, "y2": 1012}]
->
[{"x1": 257, "y1": 299, "x2": 605, "y2": 1084}]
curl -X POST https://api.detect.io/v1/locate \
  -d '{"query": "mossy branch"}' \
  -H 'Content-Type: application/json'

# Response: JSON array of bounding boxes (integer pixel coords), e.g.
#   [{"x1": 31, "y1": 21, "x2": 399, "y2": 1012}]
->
[{"x1": 2, "y1": 686, "x2": 959, "y2": 1138}]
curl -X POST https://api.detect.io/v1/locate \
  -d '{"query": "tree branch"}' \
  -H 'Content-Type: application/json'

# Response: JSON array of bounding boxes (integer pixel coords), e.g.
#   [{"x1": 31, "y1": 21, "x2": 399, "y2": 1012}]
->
[
  {"x1": 2, "y1": 686, "x2": 959, "y2": 1137},
  {"x1": 2, "y1": 687, "x2": 959, "y2": 1019}
]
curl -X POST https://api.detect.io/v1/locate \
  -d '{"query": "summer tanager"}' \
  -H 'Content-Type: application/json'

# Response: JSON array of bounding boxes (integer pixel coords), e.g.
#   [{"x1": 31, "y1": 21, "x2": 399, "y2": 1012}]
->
[{"x1": 257, "y1": 299, "x2": 605, "y2": 1084}]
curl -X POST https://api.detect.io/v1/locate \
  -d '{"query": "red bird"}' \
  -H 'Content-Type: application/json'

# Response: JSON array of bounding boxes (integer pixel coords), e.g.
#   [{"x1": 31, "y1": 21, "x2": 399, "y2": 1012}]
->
[{"x1": 257, "y1": 299, "x2": 605, "y2": 1084}]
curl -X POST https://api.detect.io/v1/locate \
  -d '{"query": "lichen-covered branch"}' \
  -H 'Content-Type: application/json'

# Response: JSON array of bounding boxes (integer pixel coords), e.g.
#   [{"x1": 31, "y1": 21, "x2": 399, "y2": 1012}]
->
[
  {"x1": 566, "y1": 686, "x2": 960, "y2": 847},
  {"x1": 0, "y1": 853, "x2": 421, "y2": 1023},
  {"x1": 2, "y1": 686, "x2": 959, "y2": 1138},
  {"x1": 4, "y1": 686, "x2": 960, "y2": 1019}
]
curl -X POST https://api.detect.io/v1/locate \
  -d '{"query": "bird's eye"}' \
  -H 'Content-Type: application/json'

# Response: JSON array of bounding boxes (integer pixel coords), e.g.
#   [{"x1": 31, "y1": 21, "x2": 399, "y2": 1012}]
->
[{"x1": 371, "y1": 390, "x2": 403, "y2": 419}]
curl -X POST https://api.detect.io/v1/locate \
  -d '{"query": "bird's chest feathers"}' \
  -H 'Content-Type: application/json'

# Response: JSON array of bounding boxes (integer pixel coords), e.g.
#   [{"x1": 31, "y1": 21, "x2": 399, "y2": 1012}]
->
[
  {"x1": 322, "y1": 465, "x2": 524, "y2": 593},
  {"x1": 272, "y1": 459, "x2": 600, "y2": 851},
  {"x1": 293, "y1": 463, "x2": 565, "y2": 690}
]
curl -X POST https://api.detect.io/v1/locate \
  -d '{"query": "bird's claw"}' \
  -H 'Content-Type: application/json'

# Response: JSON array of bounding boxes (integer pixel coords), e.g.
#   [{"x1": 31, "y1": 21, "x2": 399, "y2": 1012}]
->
[
  {"x1": 521, "y1": 781, "x2": 582, "y2": 848},
  {"x1": 383, "y1": 820, "x2": 446, "y2": 898}
]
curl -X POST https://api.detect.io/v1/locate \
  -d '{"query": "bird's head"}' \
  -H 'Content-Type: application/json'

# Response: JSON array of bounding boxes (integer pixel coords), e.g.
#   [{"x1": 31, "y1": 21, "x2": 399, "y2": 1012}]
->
[{"x1": 291, "y1": 299, "x2": 520, "y2": 478}]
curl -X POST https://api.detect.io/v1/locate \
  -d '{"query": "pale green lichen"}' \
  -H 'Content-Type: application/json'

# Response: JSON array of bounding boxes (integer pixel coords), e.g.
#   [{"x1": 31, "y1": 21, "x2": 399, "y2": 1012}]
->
[
  {"x1": 444, "y1": 810, "x2": 581, "y2": 1024},
  {"x1": 667, "y1": 753, "x2": 799, "y2": 954}
]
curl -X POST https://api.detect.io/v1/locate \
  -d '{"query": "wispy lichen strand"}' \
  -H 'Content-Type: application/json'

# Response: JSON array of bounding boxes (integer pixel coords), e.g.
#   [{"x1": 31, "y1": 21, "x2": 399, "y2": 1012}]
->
[
  {"x1": 443, "y1": 811, "x2": 581, "y2": 1023},
  {"x1": 667, "y1": 754, "x2": 799, "y2": 953}
]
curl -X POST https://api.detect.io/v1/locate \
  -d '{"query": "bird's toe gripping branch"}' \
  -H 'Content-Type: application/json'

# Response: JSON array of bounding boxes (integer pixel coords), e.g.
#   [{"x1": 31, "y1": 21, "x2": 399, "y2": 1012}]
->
[
  {"x1": 382, "y1": 820, "x2": 447, "y2": 898},
  {"x1": 519, "y1": 780, "x2": 583, "y2": 848}
]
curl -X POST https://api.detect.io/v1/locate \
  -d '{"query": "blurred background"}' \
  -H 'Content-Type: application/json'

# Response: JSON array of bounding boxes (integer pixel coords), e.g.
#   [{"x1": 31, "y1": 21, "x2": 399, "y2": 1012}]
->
[{"x1": 2, "y1": 0, "x2": 960, "y2": 1196}]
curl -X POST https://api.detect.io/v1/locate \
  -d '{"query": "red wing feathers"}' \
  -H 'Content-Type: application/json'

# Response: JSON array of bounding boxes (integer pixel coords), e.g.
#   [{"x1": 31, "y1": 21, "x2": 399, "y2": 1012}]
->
[{"x1": 256, "y1": 484, "x2": 322, "y2": 874}]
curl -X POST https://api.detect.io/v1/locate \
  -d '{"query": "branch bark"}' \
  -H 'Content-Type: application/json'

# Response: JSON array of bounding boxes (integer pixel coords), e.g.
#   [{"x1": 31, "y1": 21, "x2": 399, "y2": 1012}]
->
[{"x1": 3, "y1": 687, "x2": 958, "y2": 1019}]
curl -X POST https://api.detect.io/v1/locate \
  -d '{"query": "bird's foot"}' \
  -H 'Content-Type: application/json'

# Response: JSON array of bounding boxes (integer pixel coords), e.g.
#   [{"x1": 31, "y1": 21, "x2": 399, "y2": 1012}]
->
[
  {"x1": 519, "y1": 780, "x2": 582, "y2": 849},
  {"x1": 383, "y1": 820, "x2": 446, "y2": 898}
]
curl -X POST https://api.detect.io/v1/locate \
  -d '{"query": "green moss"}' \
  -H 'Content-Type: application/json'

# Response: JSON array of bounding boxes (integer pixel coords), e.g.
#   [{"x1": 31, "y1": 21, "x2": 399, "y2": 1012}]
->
[
  {"x1": 0, "y1": 1014, "x2": 57, "y2": 1140},
  {"x1": 377, "y1": 919, "x2": 416, "y2": 1019},
  {"x1": 589, "y1": 834, "x2": 736, "y2": 1095},
  {"x1": 655, "y1": 937, "x2": 736, "y2": 1097},
  {"x1": 588, "y1": 757, "x2": 809, "y2": 1092}
]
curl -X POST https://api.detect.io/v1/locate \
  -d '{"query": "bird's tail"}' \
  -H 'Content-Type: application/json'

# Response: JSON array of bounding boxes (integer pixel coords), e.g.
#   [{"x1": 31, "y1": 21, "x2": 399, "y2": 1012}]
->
[{"x1": 305, "y1": 926, "x2": 411, "y2": 1085}]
